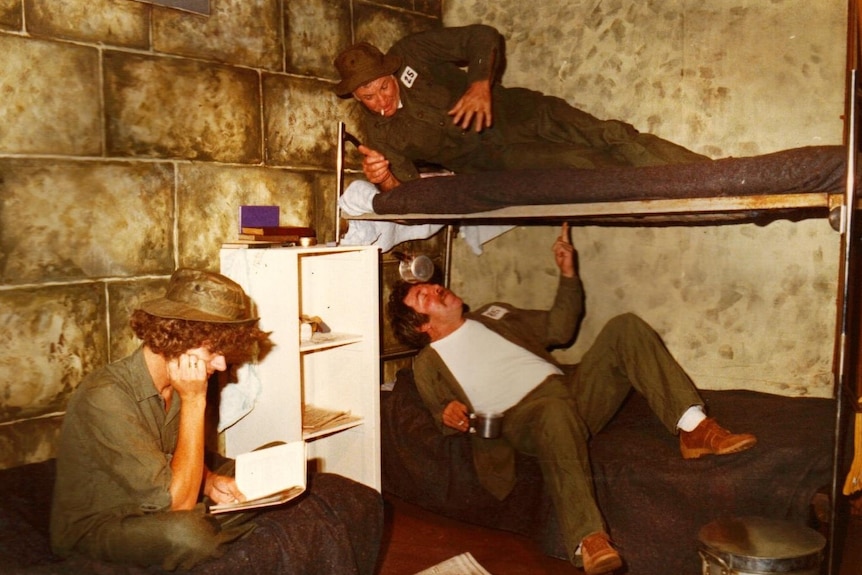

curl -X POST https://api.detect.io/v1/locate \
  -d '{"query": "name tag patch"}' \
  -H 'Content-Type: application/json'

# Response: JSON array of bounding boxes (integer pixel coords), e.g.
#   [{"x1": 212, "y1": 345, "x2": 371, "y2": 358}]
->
[
  {"x1": 400, "y1": 66, "x2": 418, "y2": 89},
  {"x1": 482, "y1": 305, "x2": 508, "y2": 320}
]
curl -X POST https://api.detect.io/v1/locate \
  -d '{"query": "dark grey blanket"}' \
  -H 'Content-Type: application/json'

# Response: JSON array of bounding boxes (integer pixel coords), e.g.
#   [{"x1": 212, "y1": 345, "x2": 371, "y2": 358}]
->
[
  {"x1": 372, "y1": 146, "x2": 847, "y2": 215},
  {"x1": 0, "y1": 462, "x2": 383, "y2": 575},
  {"x1": 380, "y1": 368, "x2": 835, "y2": 575}
]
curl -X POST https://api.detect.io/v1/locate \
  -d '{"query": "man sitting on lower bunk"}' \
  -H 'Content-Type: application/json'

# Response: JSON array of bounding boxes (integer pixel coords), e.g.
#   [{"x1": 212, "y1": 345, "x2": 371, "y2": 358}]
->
[
  {"x1": 386, "y1": 223, "x2": 757, "y2": 575},
  {"x1": 50, "y1": 268, "x2": 381, "y2": 572}
]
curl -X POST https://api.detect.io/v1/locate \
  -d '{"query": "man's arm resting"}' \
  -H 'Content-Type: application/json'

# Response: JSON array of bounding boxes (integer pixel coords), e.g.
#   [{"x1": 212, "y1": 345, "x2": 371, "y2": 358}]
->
[
  {"x1": 169, "y1": 394, "x2": 207, "y2": 510},
  {"x1": 413, "y1": 352, "x2": 466, "y2": 436}
]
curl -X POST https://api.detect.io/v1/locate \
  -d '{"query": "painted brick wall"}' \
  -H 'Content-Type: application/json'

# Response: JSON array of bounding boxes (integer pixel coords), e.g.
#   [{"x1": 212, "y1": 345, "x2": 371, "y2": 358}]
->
[{"x1": 0, "y1": 0, "x2": 441, "y2": 468}]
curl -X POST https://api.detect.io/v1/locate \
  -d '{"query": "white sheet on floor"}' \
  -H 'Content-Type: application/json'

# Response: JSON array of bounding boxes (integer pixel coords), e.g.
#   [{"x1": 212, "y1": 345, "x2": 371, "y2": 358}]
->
[{"x1": 413, "y1": 552, "x2": 493, "y2": 575}]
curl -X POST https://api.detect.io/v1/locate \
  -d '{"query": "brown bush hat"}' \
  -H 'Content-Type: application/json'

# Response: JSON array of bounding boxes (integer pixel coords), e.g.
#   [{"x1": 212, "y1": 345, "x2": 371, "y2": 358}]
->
[
  {"x1": 139, "y1": 268, "x2": 258, "y2": 324},
  {"x1": 333, "y1": 42, "x2": 402, "y2": 97}
]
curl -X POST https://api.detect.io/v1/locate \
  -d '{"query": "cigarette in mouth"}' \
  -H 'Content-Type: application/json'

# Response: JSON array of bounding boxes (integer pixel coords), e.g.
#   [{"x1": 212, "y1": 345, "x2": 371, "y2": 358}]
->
[{"x1": 381, "y1": 109, "x2": 385, "y2": 116}]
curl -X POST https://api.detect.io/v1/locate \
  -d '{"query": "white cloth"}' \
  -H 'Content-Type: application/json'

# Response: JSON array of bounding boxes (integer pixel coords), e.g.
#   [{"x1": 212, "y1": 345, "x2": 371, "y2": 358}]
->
[
  {"x1": 459, "y1": 224, "x2": 515, "y2": 254},
  {"x1": 414, "y1": 552, "x2": 492, "y2": 575},
  {"x1": 431, "y1": 318, "x2": 562, "y2": 413},
  {"x1": 218, "y1": 362, "x2": 262, "y2": 432},
  {"x1": 338, "y1": 180, "x2": 514, "y2": 255}
]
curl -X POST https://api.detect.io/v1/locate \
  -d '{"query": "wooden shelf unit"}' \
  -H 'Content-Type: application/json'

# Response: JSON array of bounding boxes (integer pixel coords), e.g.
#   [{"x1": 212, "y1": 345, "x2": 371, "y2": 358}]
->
[{"x1": 220, "y1": 245, "x2": 381, "y2": 492}]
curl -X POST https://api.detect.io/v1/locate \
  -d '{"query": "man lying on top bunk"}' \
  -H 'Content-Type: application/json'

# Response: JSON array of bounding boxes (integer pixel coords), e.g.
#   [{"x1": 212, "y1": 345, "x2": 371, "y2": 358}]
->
[{"x1": 332, "y1": 24, "x2": 709, "y2": 193}]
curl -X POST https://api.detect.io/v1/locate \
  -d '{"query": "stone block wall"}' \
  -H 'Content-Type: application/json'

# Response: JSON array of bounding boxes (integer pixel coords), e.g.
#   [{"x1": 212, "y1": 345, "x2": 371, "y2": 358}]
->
[
  {"x1": 0, "y1": 0, "x2": 441, "y2": 468},
  {"x1": 444, "y1": 0, "x2": 846, "y2": 399}
]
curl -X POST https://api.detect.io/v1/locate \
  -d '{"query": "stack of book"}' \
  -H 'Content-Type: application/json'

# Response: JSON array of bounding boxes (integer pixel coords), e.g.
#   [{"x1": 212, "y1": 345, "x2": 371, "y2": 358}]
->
[
  {"x1": 238, "y1": 226, "x2": 317, "y2": 246},
  {"x1": 223, "y1": 205, "x2": 317, "y2": 248}
]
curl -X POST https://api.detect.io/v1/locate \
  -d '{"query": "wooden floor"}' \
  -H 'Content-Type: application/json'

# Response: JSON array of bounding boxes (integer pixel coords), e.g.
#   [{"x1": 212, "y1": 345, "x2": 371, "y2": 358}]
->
[{"x1": 374, "y1": 494, "x2": 862, "y2": 575}]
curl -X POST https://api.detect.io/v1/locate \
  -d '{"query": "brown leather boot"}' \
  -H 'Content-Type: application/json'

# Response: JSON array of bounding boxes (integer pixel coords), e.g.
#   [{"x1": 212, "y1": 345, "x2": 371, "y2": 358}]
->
[
  {"x1": 580, "y1": 531, "x2": 623, "y2": 575},
  {"x1": 680, "y1": 417, "x2": 757, "y2": 459}
]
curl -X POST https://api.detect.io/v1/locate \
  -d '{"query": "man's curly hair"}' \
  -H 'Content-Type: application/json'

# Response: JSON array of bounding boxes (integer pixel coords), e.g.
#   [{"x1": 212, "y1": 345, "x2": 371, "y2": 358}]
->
[
  {"x1": 130, "y1": 310, "x2": 269, "y2": 361},
  {"x1": 387, "y1": 281, "x2": 432, "y2": 349}
]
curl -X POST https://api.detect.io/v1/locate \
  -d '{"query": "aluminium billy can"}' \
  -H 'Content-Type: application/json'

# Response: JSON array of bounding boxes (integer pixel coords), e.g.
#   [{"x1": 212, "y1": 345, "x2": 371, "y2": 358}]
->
[
  {"x1": 697, "y1": 516, "x2": 825, "y2": 575},
  {"x1": 393, "y1": 251, "x2": 434, "y2": 283}
]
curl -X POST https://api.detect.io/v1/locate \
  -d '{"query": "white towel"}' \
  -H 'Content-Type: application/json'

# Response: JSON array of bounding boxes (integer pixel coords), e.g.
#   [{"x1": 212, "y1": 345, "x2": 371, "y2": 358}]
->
[
  {"x1": 218, "y1": 350, "x2": 262, "y2": 431},
  {"x1": 339, "y1": 180, "x2": 514, "y2": 255},
  {"x1": 339, "y1": 180, "x2": 443, "y2": 252},
  {"x1": 460, "y1": 224, "x2": 515, "y2": 255},
  {"x1": 338, "y1": 179, "x2": 379, "y2": 215}
]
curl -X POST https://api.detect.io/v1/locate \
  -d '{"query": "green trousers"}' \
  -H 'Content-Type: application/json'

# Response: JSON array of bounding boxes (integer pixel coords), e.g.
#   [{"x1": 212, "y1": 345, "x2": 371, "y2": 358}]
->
[
  {"x1": 500, "y1": 313, "x2": 703, "y2": 563},
  {"x1": 76, "y1": 459, "x2": 256, "y2": 571}
]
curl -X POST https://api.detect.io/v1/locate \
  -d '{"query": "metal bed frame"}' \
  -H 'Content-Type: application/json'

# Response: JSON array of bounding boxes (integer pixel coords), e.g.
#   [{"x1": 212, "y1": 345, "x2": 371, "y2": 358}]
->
[{"x1": 334, "y1": 3, "x2": 862, "y2": 568}]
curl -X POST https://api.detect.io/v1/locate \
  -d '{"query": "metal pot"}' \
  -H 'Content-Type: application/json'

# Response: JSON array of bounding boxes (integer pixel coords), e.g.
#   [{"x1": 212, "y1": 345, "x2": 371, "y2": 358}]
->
[
  {"x1": 393, "y1": 252, "x2": 435, "y2": 283},
  {"x1": 698, "y1": 516, "x2": 824, "y2": 575}
]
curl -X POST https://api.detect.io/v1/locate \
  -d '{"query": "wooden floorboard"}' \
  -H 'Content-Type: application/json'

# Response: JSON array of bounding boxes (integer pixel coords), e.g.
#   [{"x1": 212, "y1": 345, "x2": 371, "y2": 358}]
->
[
  {"x1": 374, "y1": 493, "x2": 862, "y2": 575},
  {"x1": 374, "y1": 494, "x2": 581, "y2": 575}
]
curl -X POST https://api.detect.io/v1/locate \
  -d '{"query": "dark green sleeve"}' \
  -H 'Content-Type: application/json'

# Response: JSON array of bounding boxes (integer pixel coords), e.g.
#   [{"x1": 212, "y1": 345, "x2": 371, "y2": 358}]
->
[
  {"x1": 391, "y1": 25, "x2": 502, "y2": 85},
  {"x1": 412, "y1": 348, "x2": 471, "y2": 436},
  {"x1": 545, "y1": 275, "x2": 585, "y2": 347},
  {"x1": 372, "y1": 136, "x2": 421, "y2": 183}
]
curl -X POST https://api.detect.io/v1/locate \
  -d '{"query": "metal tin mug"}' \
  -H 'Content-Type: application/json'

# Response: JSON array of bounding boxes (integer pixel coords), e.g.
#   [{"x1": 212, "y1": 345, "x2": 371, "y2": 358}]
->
[
  {"x1": 470, "y1": 412, "x2": 503, "y2": 439},
  {"x1": 393, "y1": 251, "x2": 434, "y2": 283}
]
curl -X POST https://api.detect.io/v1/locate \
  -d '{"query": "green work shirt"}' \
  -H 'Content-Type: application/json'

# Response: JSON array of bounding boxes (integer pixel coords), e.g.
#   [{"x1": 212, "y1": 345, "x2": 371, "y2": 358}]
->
[
  {"x1": 50, "y1": 347, "x2": 181, "y2": 557},
  {"x1": 359, "y1": 25, "x2": 708, "y2": 183},
  {"x1": 363, "y1": 24, "x2": 501, "y2": 182}
]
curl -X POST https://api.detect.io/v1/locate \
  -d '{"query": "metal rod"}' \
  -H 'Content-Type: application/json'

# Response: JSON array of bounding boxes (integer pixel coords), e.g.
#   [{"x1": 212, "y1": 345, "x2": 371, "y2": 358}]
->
[
  {"x1": 828, "y1": 14, "x2": 859, "y2": 568},
  {"x1": 335, "y1": 121, "x2": 345, "y2": 246},
  {"x1": 444, "y1": 225, "x2": 454, "y2": 288}
]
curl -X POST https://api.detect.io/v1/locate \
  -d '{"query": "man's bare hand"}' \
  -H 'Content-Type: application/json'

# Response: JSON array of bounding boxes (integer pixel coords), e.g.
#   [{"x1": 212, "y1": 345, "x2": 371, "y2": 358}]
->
[
  {"x1": 553, "y1": 222, "x2": 576, "y2": 278},
  {"x1": 167, "y1": 353, "x2": 208, "y2": 400},
  {"x1": 442, "y1": 400, "x2": 470, "y2": 432},
  {"x1": 357, "y1": 144, "x2": 400, "y2": 191},
  {"x1": 448, "y1": 80, "x2": 493, "y2": 132},
  {"x1": 357, "y1": 144, "x2": 390, "y2": 182},
  {"x1": 205, "y1": 472, "x2": 246, "y2": 505}
]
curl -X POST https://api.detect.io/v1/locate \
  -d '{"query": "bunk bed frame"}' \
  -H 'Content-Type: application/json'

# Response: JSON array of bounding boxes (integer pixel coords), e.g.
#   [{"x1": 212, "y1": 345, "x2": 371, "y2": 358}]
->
[{"x1": 336, "y1": 3, "x2": 862, "y2": 572}]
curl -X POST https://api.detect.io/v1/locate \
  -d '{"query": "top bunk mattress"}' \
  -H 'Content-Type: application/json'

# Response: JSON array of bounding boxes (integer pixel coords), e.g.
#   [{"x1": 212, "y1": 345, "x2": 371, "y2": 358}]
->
[{"x1": 368, "y1": 145, "x2": 848, "y2": 219}]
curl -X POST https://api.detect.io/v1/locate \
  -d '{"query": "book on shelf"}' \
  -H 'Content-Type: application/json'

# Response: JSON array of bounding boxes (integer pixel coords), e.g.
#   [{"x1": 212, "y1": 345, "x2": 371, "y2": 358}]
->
[
  {"x1": 238, "y1": 205, "x2": 279, "y2": 229},
  {"x1": 222, "y1": 240, "x2": 287, "y2": 249},
  {"x1": 237, "y1": 233, "x2": 305, "y2": 242},
  {"x1": 209, "y1": 441, "x2": 306, "y2": 514},
  {"x1": 241, "y1": 226, "x2": 315, "y2": 237},
  {"x1": 302, "y1": 405, "x2": 356, "y2": 432}
]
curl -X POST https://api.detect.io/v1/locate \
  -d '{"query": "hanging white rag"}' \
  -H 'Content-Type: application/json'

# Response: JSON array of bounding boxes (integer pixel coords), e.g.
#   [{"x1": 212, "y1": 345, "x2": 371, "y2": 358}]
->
[
  {"x1": 460, "y1": 223, "x2": 515, "y2": 255},
  {"x1": 218, "y1": 356, "x2": 263, "y2": 432},
  {"x1": 339, "y1": 180, "x2": 443, "y2": 252}
]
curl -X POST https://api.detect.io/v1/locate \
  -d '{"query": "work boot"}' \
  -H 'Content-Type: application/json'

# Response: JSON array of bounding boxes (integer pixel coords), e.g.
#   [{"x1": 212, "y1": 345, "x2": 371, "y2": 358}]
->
[
  {"x1": 680, "y1": 417, "x2": 757, "y2": 459},
  {"x1": 580, "y1": 531, "x2": 623, "y2": 575}
]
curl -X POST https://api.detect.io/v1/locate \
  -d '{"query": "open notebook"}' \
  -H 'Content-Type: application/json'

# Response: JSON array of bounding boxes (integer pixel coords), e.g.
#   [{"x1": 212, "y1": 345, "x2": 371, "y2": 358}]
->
[{"x1": 210, "y1": 441, "x2": 306, "y2": 514}]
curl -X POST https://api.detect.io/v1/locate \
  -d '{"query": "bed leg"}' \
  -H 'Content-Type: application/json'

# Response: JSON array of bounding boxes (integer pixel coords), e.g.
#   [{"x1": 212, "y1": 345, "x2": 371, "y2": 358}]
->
[{"x1": 444, "y1": 225, "x2": 455, "y2": 288}]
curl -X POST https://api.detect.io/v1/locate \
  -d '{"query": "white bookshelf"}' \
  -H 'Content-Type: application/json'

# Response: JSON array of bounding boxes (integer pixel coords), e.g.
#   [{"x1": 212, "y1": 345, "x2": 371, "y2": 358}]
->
[{"x1": 219, "y1": 245, "x2": 381, "y2": 491}]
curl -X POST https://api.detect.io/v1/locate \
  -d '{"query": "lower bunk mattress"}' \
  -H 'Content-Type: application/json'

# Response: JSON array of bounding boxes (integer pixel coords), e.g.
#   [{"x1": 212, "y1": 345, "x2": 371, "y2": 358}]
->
[{"x1": 380, "y1": 367, "x2": 835, "y2": 575}]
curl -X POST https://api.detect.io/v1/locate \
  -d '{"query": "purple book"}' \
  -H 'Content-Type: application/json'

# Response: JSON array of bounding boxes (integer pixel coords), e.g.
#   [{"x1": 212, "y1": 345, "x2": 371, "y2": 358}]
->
[{"x1": 239, "y1": 205, "x2": 279, "y2": 229}]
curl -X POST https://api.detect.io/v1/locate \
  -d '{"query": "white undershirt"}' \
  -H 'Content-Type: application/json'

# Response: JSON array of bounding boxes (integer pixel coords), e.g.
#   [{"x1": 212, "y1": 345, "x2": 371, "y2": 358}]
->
[{"x1": 431, "y1": 318, "x2": 562, "y2": 413}]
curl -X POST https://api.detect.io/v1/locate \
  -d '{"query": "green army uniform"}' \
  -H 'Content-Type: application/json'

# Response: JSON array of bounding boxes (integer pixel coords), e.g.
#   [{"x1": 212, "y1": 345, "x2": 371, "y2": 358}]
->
[
  {"x1": 50, "y1": 348, "x2": 253, "y2": 571},
  {"x1": 361, "y1": 25, "x2": 708, "y2": 183},
  {"x1": 411, "y1": 276, "x2": 705, "y2": 564}
]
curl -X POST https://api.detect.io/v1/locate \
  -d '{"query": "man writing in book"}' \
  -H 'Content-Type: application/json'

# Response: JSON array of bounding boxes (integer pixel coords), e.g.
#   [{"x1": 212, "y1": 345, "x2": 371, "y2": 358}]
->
[{"x1": 51, "y1": 269, "x2": 270, "y2": 570}]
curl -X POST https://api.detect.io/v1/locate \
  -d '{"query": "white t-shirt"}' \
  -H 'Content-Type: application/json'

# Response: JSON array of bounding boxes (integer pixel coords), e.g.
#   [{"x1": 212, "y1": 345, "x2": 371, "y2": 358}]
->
[{"x1": 430, "y1": 316, "x2": 562, "y2": 413}]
